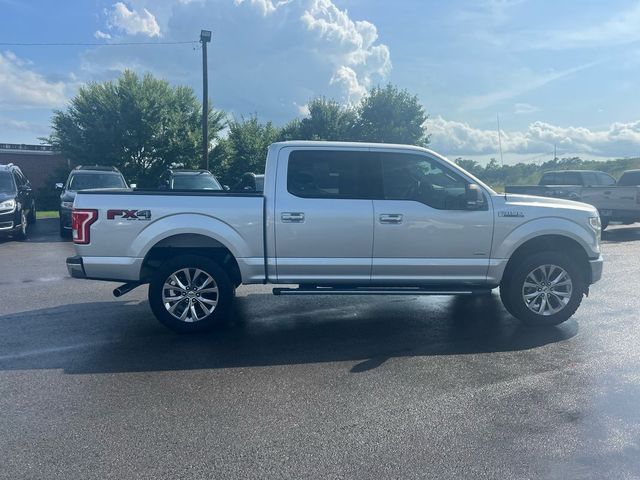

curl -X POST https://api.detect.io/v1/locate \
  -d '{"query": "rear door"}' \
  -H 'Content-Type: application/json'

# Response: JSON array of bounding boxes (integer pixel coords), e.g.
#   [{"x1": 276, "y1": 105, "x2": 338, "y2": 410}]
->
[
  {"x1": 371, "y1": 151, "x2": 494, "y2": 285},
  {"x1": 274, "y1": 147, "x2": 377, "y2": 284}
]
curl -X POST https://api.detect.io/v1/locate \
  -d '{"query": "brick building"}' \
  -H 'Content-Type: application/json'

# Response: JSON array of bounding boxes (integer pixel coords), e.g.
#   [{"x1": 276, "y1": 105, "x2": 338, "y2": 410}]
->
[{"x1": 0, "y1": 143, "x2": 70, "y2": 190}]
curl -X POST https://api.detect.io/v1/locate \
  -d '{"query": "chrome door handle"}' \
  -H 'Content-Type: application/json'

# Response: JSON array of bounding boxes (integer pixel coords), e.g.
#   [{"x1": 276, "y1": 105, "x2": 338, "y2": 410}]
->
[
  {"x1": 281, "y1": 212, "x2": 305, "y2": 223},
  {"x1": 379, "y1": 214, "x2": 403, "y2": 224}
]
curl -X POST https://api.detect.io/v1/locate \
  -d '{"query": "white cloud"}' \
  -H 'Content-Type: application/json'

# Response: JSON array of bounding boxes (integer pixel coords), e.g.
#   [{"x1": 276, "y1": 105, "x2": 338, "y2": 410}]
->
[
  {"x1": 426, "y1": 116, "x2": 640, "y2": 158},
  {"x1": 94, "y1": 30, "x2": 112, "y2": 40},
  {"x1": 106, "y1": 2, "x2": 161, "y2": 37},
  {"x1": 0, "y1": 117, "x2": 49, "y2": 135},
  {"x1": 233, "y1": 0, "x2": 291, "y2": 16},
  {"x1": 459, "y1": 62, "x2": 596, "y2": 111},
  {"x1": 514, "y1": 102, "x2": 539, "y2": 114},
  {"x1": 301, "y1": 0, "x2": 391, "y2": 102},
  {"x1": 0, "y1": 51, "x2": 67, "y2": 108},
  {"x1": 526, "y1": 2, "x2": 640, "y2": 50}
]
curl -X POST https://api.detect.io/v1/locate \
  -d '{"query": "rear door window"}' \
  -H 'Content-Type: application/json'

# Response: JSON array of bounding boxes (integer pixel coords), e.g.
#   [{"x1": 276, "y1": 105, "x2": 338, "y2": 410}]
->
[{"x1": 287, "y1": 150, "x2": 379, "y2": 199}]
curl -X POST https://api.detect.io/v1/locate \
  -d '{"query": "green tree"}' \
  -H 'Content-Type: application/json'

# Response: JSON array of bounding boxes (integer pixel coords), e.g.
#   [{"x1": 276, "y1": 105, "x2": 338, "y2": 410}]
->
[
  {"x1": 49, "y1": 70, "x2": 225, "y2": 187},
  {"x1": 211, "y1": 115, "x2": 281, "y2": 185},
  {"x1": 454, "y1": 158, "x2": 481, "y2": 176},
  {"x1": 280, "y1": 97, "x2": 356, "y2": 141},
  {"x1": 353, "y1": 84, "x2": 429, "y2": 146}
]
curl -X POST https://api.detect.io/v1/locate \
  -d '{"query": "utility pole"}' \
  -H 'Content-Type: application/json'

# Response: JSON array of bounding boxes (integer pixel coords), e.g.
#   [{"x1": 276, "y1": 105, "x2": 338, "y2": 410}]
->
[{"x1": 200, "y1": 30, "x2": 212, "y2": 170}]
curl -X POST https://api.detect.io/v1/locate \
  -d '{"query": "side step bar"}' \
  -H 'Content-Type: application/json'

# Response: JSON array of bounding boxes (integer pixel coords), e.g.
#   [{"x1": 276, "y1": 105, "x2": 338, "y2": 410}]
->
[{"x1": 272, "y1": 287, "x2": 492, "y2": 296}]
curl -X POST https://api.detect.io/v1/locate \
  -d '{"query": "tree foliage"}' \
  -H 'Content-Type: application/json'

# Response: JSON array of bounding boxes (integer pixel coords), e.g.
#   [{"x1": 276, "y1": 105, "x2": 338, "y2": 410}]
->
[
  {"x1": 49, "y1": 70, "x2": 225, "y2": 186},
  {"x1": 211, "y1": 115, "x2": 280, "y2": 185},
  {"x1": 353, "y1": 84, "x2": 429, "y2": 146},
  {"x1": 280, "y1": 97, "x2": 356, "y2": 141},
  {"x1": 277, "y1": 84, "x2": 429, "y2": 146}
]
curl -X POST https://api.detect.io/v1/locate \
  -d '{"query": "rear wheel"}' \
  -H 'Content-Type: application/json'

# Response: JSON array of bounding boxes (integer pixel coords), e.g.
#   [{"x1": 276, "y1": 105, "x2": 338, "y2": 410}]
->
[
  {"x1": 500, "y1": 251, "x2": 585, "y2": 326},
  {"x1": 148, "y1": 255, "x2": 235, "y2": 333}
]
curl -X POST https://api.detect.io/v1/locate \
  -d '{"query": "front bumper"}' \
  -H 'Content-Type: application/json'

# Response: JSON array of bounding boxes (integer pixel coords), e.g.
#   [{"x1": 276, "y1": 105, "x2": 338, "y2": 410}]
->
[
  {"x1": 66, "y1": 255, "x2": 86, "y2": 278},
  {"x1": 0, "y1": 209, "x2": 19, "y2": 234},
  {"x1": 589, "y1": 255, "x2": 603, "y2": 284}
]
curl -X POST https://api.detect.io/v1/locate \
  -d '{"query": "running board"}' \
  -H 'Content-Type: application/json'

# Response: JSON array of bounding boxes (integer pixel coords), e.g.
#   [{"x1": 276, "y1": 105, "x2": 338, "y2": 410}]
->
[{"x1": 272, "y1": 287, "x2": 491, "y2": 296}]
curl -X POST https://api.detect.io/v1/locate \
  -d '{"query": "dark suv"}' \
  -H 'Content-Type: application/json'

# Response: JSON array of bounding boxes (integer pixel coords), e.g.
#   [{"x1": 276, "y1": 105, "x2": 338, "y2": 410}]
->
[
  {"x1": 57, "y1": 165, "x2": 129, "y2": 237},
  {"x1": 158, "y1": 169, "x2": 224, "y2": 190},
  {"x1": 0, "y1": 163, "x2": 36, "y2": 240}
]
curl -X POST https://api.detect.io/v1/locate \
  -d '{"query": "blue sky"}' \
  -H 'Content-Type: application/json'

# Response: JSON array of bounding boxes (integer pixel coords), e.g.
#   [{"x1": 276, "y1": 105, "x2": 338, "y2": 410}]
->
[{"x1": 1, "y1": 0, "x2": 640, "y2": 163}]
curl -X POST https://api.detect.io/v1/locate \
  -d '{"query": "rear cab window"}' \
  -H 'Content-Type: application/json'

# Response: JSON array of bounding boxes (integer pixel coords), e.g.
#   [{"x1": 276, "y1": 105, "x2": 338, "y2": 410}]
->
[{"x1": 287, "y1": 150, "x2": 379, "y2": 199}]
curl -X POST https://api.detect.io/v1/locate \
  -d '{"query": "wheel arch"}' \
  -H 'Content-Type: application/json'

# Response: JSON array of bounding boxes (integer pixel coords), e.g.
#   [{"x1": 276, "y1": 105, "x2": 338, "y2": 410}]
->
[
  {"x1": 502, "y1": 234, "x2": 591, "y2": 289},
  {"x1": 140, "y1": 233, "x2": 242, "y2": 287}
]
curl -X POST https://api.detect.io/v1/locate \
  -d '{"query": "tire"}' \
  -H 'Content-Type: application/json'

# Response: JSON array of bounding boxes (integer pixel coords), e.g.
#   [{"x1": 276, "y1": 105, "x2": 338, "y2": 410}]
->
[
  {"x1": 148, "y1": 255, "x2": 235, "y2": 333},
  {"x1": 500, "y1": 251, "x2": 586, "y2": 327},
  {"x1": 13, "y1": 209, "x2": 28, "y2": 241},
  {"x1": 28, "y1": 205, "x2": 36, "y2": 224},
  {"x1": 59, "y1": 218, "x2": 71, "y2": 238}
]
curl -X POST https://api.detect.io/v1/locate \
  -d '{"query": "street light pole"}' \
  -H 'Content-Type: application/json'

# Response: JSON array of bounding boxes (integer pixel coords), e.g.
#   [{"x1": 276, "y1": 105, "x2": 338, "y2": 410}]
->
[{"x1": 200, "y1": 30, "x2": 212, "y2": 170}]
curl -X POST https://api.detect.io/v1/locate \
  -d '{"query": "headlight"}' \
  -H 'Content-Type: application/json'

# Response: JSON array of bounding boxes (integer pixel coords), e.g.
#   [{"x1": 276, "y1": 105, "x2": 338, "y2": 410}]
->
[
  {"x1": 589, "y1": 216, "x2": 601, "y2": 231},
  {"x1": 61, "y1": 201, "x2": 74, "y2": 209},
  {"x1": 0, "y1": 199, "x2": 16, "y2": 212}
]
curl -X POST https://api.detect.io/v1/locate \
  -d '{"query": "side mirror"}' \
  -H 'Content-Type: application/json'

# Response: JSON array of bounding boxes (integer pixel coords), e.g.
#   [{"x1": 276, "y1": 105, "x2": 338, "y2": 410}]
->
[
  {"x1": 223, "y1": 185, "x2": 230, "y2": 191},
  {"x1": 55, "y1": 183, "x2": 64, "y2": 190},
  {"x1": 129, "y1": 183, "x2": 137, "y2": 189},
  {"x1": 465, "y1": 183, "x2": 485, "y2": 210}
]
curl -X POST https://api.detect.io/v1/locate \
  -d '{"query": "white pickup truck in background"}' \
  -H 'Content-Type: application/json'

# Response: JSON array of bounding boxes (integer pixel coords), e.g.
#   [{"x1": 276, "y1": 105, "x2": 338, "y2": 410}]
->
[
  {"x1": 67, "y1": 141, "x2": 603, "y2": 332},
  {"x1": 506, "y1": 169, "x2": 640, "y2": 229}
]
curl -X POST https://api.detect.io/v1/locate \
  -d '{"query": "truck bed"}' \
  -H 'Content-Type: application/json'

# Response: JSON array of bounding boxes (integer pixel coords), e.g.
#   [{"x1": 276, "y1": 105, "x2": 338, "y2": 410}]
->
[{"x1": 72, "y1": 189, "x2": 265, "y2": 282}]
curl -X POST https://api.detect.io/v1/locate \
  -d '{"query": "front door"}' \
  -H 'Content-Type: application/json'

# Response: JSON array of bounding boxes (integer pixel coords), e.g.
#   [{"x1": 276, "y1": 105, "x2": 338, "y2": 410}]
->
[
  {"x1": 274, "y1": 147, "x2": 377, "y2": 284},
  {"x1": 371, "y1": 151, "x2": 494, "y2": 285}
]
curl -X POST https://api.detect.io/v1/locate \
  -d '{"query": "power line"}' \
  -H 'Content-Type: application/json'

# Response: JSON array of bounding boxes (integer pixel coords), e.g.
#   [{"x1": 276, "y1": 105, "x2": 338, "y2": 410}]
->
[{"x1": 0, "y1": 41, "x2": 197, "y2": 46}]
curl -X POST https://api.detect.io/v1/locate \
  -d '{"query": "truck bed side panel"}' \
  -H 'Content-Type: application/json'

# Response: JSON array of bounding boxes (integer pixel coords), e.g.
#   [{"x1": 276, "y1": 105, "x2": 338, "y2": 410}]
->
[{"x1": 73, "y1": 192, "x2": 265, "y2": 283}]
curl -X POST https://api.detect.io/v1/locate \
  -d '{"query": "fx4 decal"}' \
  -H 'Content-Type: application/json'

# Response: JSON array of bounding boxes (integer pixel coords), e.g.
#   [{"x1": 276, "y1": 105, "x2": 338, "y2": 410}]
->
[{"x1": 107, "y1": 209, "x2": 152, "y2": 221}]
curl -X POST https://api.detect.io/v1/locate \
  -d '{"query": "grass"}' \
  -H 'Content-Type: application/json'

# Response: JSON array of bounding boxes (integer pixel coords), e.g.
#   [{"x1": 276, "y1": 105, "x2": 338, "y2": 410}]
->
[{"x1": 36, "y1": 210, "x2": 59, "y2": 219}]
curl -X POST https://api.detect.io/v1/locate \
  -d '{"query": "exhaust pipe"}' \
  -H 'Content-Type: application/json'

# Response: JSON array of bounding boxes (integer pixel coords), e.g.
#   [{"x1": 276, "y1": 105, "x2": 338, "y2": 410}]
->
[{"x1": 113, "y1": 282, "x2": 141, "y2": 297}]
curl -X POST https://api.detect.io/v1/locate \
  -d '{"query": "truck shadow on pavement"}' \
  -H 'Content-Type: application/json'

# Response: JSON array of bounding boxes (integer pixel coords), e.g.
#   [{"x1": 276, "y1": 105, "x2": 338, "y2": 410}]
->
[{"x1": 0, "y1": 293, "x2": 578, "y2": 375}]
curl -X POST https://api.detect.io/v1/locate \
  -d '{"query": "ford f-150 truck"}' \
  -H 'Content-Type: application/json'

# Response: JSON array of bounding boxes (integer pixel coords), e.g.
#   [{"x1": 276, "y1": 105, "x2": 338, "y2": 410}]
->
[
  {"x1": 505, "y1": 170, "x2": 640, "y2": 229},
  {"x1": 67, "y1": 141, "x2": 603, "y2": 332}
]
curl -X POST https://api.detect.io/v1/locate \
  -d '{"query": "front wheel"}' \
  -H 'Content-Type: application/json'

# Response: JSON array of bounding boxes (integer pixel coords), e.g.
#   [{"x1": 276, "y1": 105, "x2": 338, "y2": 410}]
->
[
  {"x1": 500, "y1": 251, "x2": 586, "y2": 326},
  {"x1": 13, "y1": 210, "x2": 28, "y2": 241},
  {"x1": 148, "y1": 255, "x2": 235, "y2": 333}
]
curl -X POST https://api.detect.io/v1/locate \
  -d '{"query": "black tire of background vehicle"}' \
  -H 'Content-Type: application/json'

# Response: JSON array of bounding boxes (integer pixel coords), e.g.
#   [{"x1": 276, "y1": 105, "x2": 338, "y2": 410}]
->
[
  {"x1": 148, "y1": 254, "x2": 235, "y2": 333},
  {"x1": 59, "y1": 217, "x2": 71, "y2": 238},
  {"x1": 500, "y1": 251, "x2": 585, "y2": 327},
  {"x1": 14, "y1": 209, "x2": 27, "y2": 241},
  {"x1": 28, "y1": 204, "x2": 36, "y2": 224}
]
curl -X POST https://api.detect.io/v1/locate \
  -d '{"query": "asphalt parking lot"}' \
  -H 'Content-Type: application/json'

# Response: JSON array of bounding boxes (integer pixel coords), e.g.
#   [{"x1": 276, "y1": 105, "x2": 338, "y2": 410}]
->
[{"x1": 1, "y1": 219, "x2": 639, "y2": 479}]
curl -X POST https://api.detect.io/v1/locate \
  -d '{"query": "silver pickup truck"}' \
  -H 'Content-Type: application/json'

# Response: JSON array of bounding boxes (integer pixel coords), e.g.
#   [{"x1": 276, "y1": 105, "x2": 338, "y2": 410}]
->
[
  {"x1": 506, "y1": 170, "x2": 640, "y2": 229},
  {"x1": 67, "y1": 141, "x2": 603, "y2": 332}
]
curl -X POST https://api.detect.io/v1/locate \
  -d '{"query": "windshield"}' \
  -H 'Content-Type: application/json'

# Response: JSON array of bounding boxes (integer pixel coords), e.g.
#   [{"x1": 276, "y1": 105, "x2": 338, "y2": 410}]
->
[
  {"x1": 0, "y1": 172, "x2": 16, "y2": 193},
  {"x1": 171, "y1": 173, "x2": 222, "y2": 190},
  {"x1": 68, "y1": 173, "x2": 127, "y2": 190}
]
